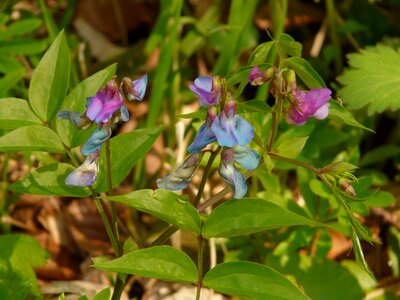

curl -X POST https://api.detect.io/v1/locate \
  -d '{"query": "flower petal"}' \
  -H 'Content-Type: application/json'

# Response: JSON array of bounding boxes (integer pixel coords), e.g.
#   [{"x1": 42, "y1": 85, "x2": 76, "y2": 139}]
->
[
  {"x1": 188, "y1": 123, "x2": 216, "y2": 153},
  {"x1": 233, "y1": 145, "x2": 260, "y2": 170},
  {"x1": 81, "y1": 126, "x2": 111, "y2": 156},
  {"x1": 65, "y1": 156, "x2": 99, "y2": 187}
]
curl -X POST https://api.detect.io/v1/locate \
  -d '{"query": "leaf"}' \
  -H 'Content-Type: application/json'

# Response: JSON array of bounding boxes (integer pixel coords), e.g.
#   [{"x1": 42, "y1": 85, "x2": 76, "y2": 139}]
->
[
  {"x1": 202, "y1": 198, "x2": 319, "y2": 238},
  {"x1": 360, "y1": 145, "x2": 400, "y2": 167},
  {"x1": 92, "y1": 288, "x2": 111, "y2": 300},
  {"x1": 0, "y1": 234, "x2": 48, "y2": 299},
  {"x1": 203, "y1": 261, "x2": 311, "y2": 300},
  {"x1": 276, "y1": 33, "x2": 302, "y2": 57},
  {"x1": 328, "y1": 100, "x2": 374, "y2": 132},
  {"x1": 338, "y1": 45, "x2": 400, "y2": 115},
  {"x1": 248, "y1": 41, "x2": 274, "y2": 65},
  {"x1": 55, "y1": 64, "x2": 117, "y2": 148},
  {"x1": 29, "y1": 30, "x2": 70, "y2": 121},
  {"x1": 0, "y1": 98, "x2": 42, "y2": 129},
  {"x1": 284, "y1": 57, "x2": 326, "y2": 88},
  {"x1": 93, "y1": 246, "x2": 197, "y2": 283},
  {"x1": 105, "y1": 189, "x2": 201, "y2": 234},
  {"x1": 0, "y1": 125, "x2": 65, "y2": 153},
  {"x1": 9, "y1": 163, "x2": 90, "y2": 197},
  {"x1": 274, "y1": 137, "x2": 309, "y2": 159},
  {"x1": 95, "y1": 125, "x2": 164, "y2": 192}
]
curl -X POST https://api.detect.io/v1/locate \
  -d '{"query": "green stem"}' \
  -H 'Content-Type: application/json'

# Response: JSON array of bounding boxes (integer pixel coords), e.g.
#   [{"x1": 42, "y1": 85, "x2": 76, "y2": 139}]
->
[
  {"x1": 195, "y1": 234, "x2": 204, "y2": 300},
  {"x1": 267, "y1": 94, "x2": 283, "y2": 152},
  {"x1": 193, "y1": 147, "x2": 221, "y2": 207}
]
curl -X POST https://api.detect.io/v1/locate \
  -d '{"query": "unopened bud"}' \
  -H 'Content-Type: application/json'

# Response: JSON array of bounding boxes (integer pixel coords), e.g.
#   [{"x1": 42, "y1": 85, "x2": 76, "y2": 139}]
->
[{"x1": 339, "y1": 179, "x2": 356, "y2": 197}]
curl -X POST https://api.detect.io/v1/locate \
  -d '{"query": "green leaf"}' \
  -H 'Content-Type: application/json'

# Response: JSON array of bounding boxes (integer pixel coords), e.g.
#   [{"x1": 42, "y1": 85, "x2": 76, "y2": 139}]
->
[
  {"x1": 276, "y1": 33, "x2": 302, "y2": 57},
  {"x1": 93, "y1": 246, "x2": 197, "y2": 283},
  {"x1": 92, "y1": 288, "x2": 111, "y2": 300},
  {"x1": 0, "y1": 234, "x2": 48, "y2": 299},
  {"x1": 55, "y1": 64, "x2": 117, "y2": 148},
  {"x1": 29, "y1": 30, "x2": 70, "y2": 121},
  {"x1": 360, "y1": 145, "x2": 400, "y2": 167},
  {"x1": 338, "y1": 45, "x2": 400, "y2": 115},
  {"x1": 328, "y1": 100, "x2": 374, "y2": 132},
  {"x1": 9, "y1": 163, "x2": 90, "y2": 197},
  {"x1": 203, "y1": 261, "x2": 311, "y2": 300},
  {"x1": 105, "y1": 189, "x2": 201, "y2": 234},
  {"x1": 284, "y1": 57, "x2": 326, "y2": 88},
  {"x1": 274, "y1": 137, "x2": 309, "y2": 159},
  {"x1": 95, "y1": 125, "x2": 164, "y2": 192},
  {"x1": 202, "y1": 198, "x2": 319, "y2": 238},
  {"x1": 0, "y1": 18, "x2": 42, "y2": 40},
  {"x1": 0, "y1": 125, "x2": 65, "y2": 153},
  {"x1": 248, "y1": 41, "x2": 274, "y2": 65},
  {"x1": 0, "y1": 98, "x2": 42, "y2": 129}
]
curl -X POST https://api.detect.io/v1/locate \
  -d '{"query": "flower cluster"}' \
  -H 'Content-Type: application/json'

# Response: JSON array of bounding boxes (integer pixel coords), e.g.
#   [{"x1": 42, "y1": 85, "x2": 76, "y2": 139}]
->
[
  {"x1": 249, "y1": 66, "x2": 332, "y2": 126},
  {"x1": 58, "y1": 75, "x2": 147, "y2": 186},
  {"x1": 157, "y1": 76, "x2": 259, "y2": 199}
]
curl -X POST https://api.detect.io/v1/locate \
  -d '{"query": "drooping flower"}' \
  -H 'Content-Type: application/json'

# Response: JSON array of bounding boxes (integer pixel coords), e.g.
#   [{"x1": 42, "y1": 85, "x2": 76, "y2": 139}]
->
[
  {"x1": 190, "y1": 76, "x2": 223, "y2": 107},
  {"x1": 218, "y1": 148, "x2": 247, "y2": 199},
  {"x1": 187, "y1": 108, "x2": 217, "y2": 153},
  {"x1": 157, "y1": 152, "x2": 203, "y2": 190},
  {"x1": 285, "y1": 88, "x2": 332, "y2": 126},
  {"x1": 211, "y1": 99, "x2": 254, "y2": 147},
  {"x1": 65, "y1": 153, "x2": 99, "y2": 187}
]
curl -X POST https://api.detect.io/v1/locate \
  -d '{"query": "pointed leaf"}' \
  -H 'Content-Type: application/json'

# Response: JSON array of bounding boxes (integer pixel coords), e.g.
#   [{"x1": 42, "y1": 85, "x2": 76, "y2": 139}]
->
[
  {"x1": 284, "y1": 57, "x2": 326, "y2": 88},
  {"x1": 29, "y1": 30, "x2": 70, "y2": 121},
  {"x1": 93, "y1": 246, "x2": 197, "y2": 283},
  {"x1": 0, "y1": 125, "x2": 64, "y2": 153},
  {"x1": 9, "y1": 163, "x2": 90, "y2": 197},
  {"x1": 95, "y1": 125, "x2": 164, "y2": 192},
  {"x1": 0, "y1": 98, "x2": 42, "y2": 129},
  {"x1": 202, "y1": 198, "x2": 319, "y2": 238},
  {"x1": 105, "y1": 189, "x2": 201, "y2": 234},
  {"x1": 56, "y1": 64, "x2": 117, "y2": 148},
  {"x1": 203, "y1": 261, "x2": 311, "y2": 300}
]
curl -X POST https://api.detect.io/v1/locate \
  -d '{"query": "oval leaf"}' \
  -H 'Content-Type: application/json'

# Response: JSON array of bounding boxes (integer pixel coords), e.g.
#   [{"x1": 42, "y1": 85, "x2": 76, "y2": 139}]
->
[
  {"x1": 203, "y1": 261, "x2": 311, "y2": 300},
  {"x1": 202, "y1": 198, "x2": 319, "y2": 238},
  {"x1": 55, "y1": 64, "x2": 117, "y2": 148},
  {"x1": 95, "y1": 125, "x2": 164, "y2": 192},
  {"x1": 0, "y1": 125, "x2": 64, "y2": 153},
  {"x1": 284, "y1": 57, "x2": 326, "y2": 88},
  {"x1": 29, "y1": 30, "x2": 70, "y2": 121},
  {"x1": 0, "y1": 98, "x2": 41, "y2": 129},
  {"x1": 9, "y1": 163, "x2": 90, "y2": 197},
  {"x1": 105, "y1": 189, "x2": 201, "y2": 234},
  {"x1": 93, "y1": 246, "x2": 197, "y2": 283}
]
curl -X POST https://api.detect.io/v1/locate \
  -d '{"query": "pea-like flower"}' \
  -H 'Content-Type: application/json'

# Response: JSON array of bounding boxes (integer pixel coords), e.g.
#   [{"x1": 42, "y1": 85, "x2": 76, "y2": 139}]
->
[
  {"x1": 211, "y1": 99, "x2": 254, "y2": 147},
  {"x1": 190, "y1": 76, "x2": 223, "y2": 107},
  {"x1": 58, "y1": 75, "x2": 148, "y2": 186},
  {"x1": 285, "y1": 88, "x2": 332, "y2": 126}
]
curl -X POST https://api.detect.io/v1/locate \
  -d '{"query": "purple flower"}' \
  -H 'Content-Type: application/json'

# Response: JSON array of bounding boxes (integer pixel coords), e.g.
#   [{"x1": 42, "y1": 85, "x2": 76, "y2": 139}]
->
[
  {"x1": 86, "y1": 80, "x2": 124, "y2": 124},
  {"x1": 65, "y1": 153, "x2": 99, "y2": 187},
  {"x1": 286, "y1": 88, "x2": 332, "y2": 126},
  {"x1": 157, "y1": 153, "x2": 203, "y2": 190},
  {"x1": 190, "y1": 76, "x2": 223, "y2": 107},
  {"x1": 219, "y1": 148, "x2": 247, "y2": 198},
  {"x1": 188, "y1": 108, "x2": 217, "y2": 153},
  {"x1": 122, "y1": 75, "x2": 148, "y2": 101},
  {"x1": 211, "y1": 100, "x2": 254, "y2": 147}
]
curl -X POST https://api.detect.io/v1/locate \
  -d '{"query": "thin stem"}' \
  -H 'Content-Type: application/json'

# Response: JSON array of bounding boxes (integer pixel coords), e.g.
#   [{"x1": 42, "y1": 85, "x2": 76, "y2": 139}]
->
[
  {"x1": 195, "y1": 234, "x2": 204, "y2": 300},
  {"x1": 193, "y1": 147, "x2": 221, "y2": 207},
  {"x1": 267, "y1": 94, "x2": 283, "y2": 152}
]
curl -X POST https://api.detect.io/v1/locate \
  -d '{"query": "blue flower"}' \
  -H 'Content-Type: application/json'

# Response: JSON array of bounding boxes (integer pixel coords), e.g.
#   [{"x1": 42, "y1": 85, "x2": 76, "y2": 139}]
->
[
  {"x1": 65, "y1": 153, "x2": 99, "y2": 187},
  {"x1": 81, "y1": 126, "x2": 112, "y2": 156},
  {"x1": 218, "y1": 148, "x2": 247, "y2": 199},
  {"x1": 157, "y1": 153, "x2": 203, "y2": 190},
  {"x1": 211, "y1": 99, "x2": 254, "y2": 147}
]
